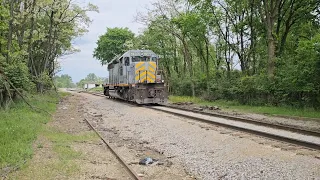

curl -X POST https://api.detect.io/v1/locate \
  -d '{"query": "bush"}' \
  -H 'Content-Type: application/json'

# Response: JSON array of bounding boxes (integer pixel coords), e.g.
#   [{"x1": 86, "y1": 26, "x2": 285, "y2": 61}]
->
[{"x1": 1, "y1": 61, "x2": 34, "y2": 91}]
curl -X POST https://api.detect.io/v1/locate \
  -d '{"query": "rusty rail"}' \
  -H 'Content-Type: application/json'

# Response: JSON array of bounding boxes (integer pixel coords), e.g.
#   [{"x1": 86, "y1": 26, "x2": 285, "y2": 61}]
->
[{"x1": 84, "y1": 118, "x2": 141, "y2": 180}]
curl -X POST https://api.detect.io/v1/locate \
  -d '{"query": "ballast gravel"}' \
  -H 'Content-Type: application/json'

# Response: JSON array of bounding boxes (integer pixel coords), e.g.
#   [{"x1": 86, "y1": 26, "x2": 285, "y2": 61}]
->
[{"x1": 82, "y1": 94, "x2": 320, "y2": 180}]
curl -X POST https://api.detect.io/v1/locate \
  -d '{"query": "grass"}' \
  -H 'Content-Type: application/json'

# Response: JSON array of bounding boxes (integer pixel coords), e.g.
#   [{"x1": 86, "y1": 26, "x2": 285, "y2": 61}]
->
[
  {"x1": 1, "y1": 89, "x2": 99, "y2": 179},
  {"x1": 0, "y1": 90, "x2": 101, "y2": 179},
  {"x1": 59, "y1": 91, "x2": 71, "y2": 98},
  {"x1": 87, "y1": 87, "x2": 103, "y2": 93},
  {"x1": 0, "y1": 93, "x2": 59, "y2": 170},
  {"x1": 43, "y1": 127, "x2": 97, "y2": 162},
  {"x1": 10, "y1": 127, "x2": 99, "y2": 179},
  {"x1": 43, "y1": 127, "x2": 97, "y2": 144},
  {"x1": 169, "y1": 96, "x2": 320, "y2": 119},
  {"x1": 42, "y1": 127, "x2": 97, "y2": 176}
]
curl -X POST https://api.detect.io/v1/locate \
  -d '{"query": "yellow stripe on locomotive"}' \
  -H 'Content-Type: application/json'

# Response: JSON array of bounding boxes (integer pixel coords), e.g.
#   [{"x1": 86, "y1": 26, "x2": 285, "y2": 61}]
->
[{"x1": 135, "y1": 62, "x2": 157, "y2": 83}]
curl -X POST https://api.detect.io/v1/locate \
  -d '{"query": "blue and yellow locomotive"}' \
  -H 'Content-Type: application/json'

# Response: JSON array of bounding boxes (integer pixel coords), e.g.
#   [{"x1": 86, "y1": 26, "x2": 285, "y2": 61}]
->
[{"x1": 104, "y1": 50, "x2": 168, "y2": 104}]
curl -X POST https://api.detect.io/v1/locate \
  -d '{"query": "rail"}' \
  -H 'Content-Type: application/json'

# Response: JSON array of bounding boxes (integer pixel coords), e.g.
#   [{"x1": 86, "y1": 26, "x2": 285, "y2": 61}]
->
[
  {"x1": 166, "y1": 105, "x2": 320, "y2": 137},
  {"x1": 149, "y1": 106, "x2": 320, "y2": 151},
  {"x1": 84, "y1": 117, "x2": 141, "y2": 180},
  {"x1": 78, "y1": 91, "x2": 320, "y2": 151}
]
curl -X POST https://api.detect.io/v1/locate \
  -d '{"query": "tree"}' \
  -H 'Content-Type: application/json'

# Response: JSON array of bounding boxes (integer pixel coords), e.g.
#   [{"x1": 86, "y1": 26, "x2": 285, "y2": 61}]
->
[
  {"x1": 133, "y1": 0, "x2": 320, "y2": 108},
  {"x1": 0, "y1": 0, "x2": 98, "y2": 107},
  {"x1": 259, "y1": 0, "x2": 319, "y2": 78},
  {"x1": 85, "y1": 73, "x2": 98, "y2": 82},
  {"x1": 93, "y1": 27, "x2": 135, "y2": 65},
  {"x1": 54, "y1": 74, "x2": 75, "y2": 88},
  {"x1": 76, "y1": 73, "x2": 104, "y2": 88}
]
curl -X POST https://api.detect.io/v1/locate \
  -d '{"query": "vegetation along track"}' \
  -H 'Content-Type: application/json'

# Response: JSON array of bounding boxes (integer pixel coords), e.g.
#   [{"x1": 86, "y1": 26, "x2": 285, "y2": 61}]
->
[{"x1": 81, "y1": 91, "x2": 320, "y2": 151}]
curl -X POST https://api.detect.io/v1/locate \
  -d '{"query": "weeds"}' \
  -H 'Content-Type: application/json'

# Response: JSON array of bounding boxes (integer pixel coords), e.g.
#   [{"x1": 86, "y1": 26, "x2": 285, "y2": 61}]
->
[{"x1": 0, "y1": 93, "x2": 59, "y2": 170}]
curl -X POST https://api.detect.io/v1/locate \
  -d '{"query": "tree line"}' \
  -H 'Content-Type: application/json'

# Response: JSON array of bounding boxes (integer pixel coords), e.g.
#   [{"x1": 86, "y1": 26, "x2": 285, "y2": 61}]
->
[
  {"x1": 94, "y1": 0, "x2": 320, "y2": 108},
  {"x1": 54, "y1": 73, "x2": 107, "y2": 89},
  {"x1": 76, "y1": 73, "x2": 107, "y2": 88},
  {"x1": 0, "y1": 0, "x2": 97, "y2": 107}
]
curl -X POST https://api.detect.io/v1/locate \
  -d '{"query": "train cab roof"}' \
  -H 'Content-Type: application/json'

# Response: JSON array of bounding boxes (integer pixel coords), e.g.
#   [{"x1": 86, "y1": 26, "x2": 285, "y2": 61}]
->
[
  {"x1": 107, "y1": 50, "x2": 159, "y2": 69},
  {"x1": 122, "y1": 50, "x2": 157, "y2": 57}
]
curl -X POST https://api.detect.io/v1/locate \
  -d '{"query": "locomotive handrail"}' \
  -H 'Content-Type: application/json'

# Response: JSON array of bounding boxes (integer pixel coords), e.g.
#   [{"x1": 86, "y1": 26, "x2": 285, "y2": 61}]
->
[
  {"x1": 146, "y1": 70, "x2": 147, "y2": 83},
  {"x1": 139, "y1": 70, "x2": 141, "y2": 82}
]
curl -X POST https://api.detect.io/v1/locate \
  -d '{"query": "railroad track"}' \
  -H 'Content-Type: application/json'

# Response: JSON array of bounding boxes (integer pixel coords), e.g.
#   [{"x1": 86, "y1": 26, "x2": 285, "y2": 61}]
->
[
  {"x1": 164, "y1": 105, "x2": 320, "y2": 137},
  {"x1": 84, "y1": 117, "x2": 141, "y2": 180},
  {"x1": 80, "y1": 91, "x2": 320, "y2": 151}
]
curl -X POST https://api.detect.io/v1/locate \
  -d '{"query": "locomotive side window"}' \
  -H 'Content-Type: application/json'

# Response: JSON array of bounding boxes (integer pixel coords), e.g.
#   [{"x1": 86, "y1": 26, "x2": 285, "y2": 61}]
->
[
  {"x1": 119, "y1": 57, "x2": 123, "y2": 64},
  {"x1": 152, "y1": 57, "x2": 157, "y2": 61},
  {"x1": 124, "y1": 57, "x2": 130, "y2": 66}
]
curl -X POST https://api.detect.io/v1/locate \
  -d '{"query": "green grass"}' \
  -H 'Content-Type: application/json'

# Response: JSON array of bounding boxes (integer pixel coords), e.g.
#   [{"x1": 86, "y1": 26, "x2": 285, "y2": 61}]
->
[
  {"x1": 59, "y1": 91, "x2": 71, "y2": 98},
  {"x1": 6, "y1": 119, "x2": 98, "y2": 179},
  {"x1": 43, "y1": 127, "x2": 97, "y2": 144},
  {"x1": 0, "y1": 93, "x2": 61, "y2": 170},
  {"x1": 1, "y1": 91, "x2": 100, "y2": 179},
  {"x1": 43, "y1": 127, "x2": 98, "y2": 160},
  {"x1": 169, "y1": 96, "x2": 320, "y2": 119},
  {"x1": 11, "y1": 127, "x2": 98, "y2": 179},
  {"x1": 87, "y1": 87, "x2": 103, "y2": 93}
]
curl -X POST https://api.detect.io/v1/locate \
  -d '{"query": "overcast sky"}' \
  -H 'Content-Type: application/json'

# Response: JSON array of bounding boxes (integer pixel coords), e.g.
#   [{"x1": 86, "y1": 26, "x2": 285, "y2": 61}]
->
[{"x1": 58, "y1": 0, "x2": 154, "y2": 82}]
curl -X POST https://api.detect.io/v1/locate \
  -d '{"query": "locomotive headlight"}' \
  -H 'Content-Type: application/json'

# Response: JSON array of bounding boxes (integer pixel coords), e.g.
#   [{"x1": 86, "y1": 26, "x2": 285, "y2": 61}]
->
[{"x1": 161, "y1": 80, "x2": 165, "y2": 83}]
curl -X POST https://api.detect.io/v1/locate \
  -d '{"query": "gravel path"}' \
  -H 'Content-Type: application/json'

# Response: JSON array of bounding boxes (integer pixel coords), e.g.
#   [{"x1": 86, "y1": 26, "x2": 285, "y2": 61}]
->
[{"x1": 82, "y1": 94, "x2": 320, "y2": 180}]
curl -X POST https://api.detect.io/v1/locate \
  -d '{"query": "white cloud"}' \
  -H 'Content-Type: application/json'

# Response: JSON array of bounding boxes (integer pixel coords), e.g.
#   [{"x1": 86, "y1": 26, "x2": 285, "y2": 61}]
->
[{"x1": 58, "y1": 0, "x2": 154, "y2": 82}]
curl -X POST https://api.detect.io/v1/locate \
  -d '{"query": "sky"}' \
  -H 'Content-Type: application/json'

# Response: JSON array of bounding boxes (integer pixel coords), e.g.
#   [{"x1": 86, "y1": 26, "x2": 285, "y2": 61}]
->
[{"x1": 57, "y1": 0, "x2": 154, "y2": 83}]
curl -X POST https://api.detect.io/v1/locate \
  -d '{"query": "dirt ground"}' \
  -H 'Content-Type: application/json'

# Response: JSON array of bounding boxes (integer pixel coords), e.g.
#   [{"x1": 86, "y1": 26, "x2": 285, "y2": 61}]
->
[
  {"x1": 8, "y1": 93, "x2": 194, "y2": 180},
  {"x1": 9, "y1": 94, "x2": 133, "y2": 180},
  {"x1": 8, "y1": 92, "x2": 319, "y2": 180},
  {"x1": 80, "y1": 93, "x2": 195, "y2": 180}
]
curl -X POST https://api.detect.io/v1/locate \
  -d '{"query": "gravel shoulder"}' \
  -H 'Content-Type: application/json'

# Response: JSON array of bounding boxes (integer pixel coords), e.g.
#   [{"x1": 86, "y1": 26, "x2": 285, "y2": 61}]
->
[
  {"x1": 81, "y1": 93, "x2": 195, "y2": 180},
  {"x1": 80, "y1": 93, "x2": 320, "y2": 180},
  {"x1": 167, "y1": 103, "x2": 320, "y2": 132}
]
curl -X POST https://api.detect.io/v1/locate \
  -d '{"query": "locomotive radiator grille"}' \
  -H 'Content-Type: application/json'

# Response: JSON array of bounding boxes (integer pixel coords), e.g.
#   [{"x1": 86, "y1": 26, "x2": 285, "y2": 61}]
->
[{"x1": 135, "y1": 62, "x2": 156, "y2": 83}]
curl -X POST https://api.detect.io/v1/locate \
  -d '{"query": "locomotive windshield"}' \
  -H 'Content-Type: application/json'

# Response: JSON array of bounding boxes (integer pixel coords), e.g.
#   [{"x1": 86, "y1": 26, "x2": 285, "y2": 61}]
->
[
  {"x1": 132, "y1": 56, "x2": 150, "y2": 62},
  {"x1": 132, "y1": 56, "x2": 158, "y2": 62}
]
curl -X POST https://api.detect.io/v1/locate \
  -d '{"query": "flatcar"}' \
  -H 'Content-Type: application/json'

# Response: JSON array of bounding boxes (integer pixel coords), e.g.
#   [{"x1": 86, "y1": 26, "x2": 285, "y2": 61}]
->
[{"x1": 104, "y1": 50, "x2": 168, "y2": 104}]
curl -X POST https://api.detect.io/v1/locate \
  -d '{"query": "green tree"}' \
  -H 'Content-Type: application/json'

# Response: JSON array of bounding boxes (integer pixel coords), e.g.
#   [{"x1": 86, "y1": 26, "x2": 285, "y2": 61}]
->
[
  {"x1": 93, "y1": 27, "x2": 135, "y2": 65},
  {"x1": 0, "y1": 0, "x2": 98, "y2": 91},
  {"x1": 133, "y1": 0, "x2": 320, "y2": 108},
  {"x1": 54, "y1": 74, "x2": 75, "y2": 88},
  {"x1": 77, "y1": 79, "x2": 86, "y2": 88},
  {"x1": 0, "y1": 0, "x2": 98, "y2": 107},
  {"x1": 85, "y1": 73, "x2": 98, "y2": 82}
]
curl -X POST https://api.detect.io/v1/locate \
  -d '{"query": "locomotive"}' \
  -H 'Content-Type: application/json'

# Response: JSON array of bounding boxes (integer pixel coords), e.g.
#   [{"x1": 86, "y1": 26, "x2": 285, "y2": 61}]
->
[{"x1": 103, "y1": 50, "x2": 168, "y2": 104}]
